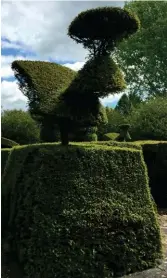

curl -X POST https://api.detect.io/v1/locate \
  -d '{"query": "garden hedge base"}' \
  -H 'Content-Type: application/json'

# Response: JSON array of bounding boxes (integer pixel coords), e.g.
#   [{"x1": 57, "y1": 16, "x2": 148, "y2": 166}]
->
[
  {"x1": 96, "y1": 140, "x2": 167, "y2": 208},
  {"x1": 2, "y1": 143, "x2": 162, "y2": 278}
]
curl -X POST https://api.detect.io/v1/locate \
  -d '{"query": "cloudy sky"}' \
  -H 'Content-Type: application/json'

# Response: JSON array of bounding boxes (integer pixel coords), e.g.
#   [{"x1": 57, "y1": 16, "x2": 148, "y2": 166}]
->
[{"x1": 1, "y1": 1, "x2": 125, "y2": 111}]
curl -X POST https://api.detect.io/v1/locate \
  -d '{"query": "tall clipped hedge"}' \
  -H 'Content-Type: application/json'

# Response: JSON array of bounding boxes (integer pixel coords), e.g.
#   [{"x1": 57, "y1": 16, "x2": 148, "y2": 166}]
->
[
  {"x1": 96, "y1": 140, "x2": 167, "y2": 208},
  {"x1": 2, "y1": 143, "x2": 162, "y2": 278}
]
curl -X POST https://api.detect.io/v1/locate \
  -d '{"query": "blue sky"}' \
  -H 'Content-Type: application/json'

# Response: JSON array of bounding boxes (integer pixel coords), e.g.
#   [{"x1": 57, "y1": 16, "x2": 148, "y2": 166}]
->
[{"x1": 1, "y1": 1, "x2": 125, "y2": 111}]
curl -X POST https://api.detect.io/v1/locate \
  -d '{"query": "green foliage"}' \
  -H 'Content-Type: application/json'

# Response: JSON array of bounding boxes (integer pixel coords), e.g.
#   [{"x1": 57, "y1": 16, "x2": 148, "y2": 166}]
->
[
  {"x1": 85, "y1": 133, "x2": 97, "y2": 142},
  {"x1": 95, "y1": 140, "x2": 141, "y2": 150},
  {"x1": 115, "y1": 93, "x2": 133, "y2": 116},
  {"x1": 2, "y1": 143, "x2": 162, "y2": 277},
  {"x1": 116, "y1": 1, "x2": 167, "y2": 97},
  {"x1": 116, "y1": 124, "x2": 131, "y2": 142},
  {"x1": 1, "y1": 137, "x2": 19, "y2": 148},
  {"x1": 40, "y1": 118, "x2": 60, "y2": 143},
  {"x1": 98, "y1": 107, "x2": 126, "y2": 138},
  {"x1": 1, "y1": 110, "x2": 40, "y2": 145},
  {"x1": 68, "y1": 7, "x2": 140, "y2": 56},
  {"x1": 1, "y1": 149, "x2": 11, "y2": 175},
  {"x1": 129, "y1": 97, "x2": 167, "y2": 140},
  {"x1": 61, "y1": 93, "x2": 108, "y2": 129},
  {"x1": 96, "y1": 140, "x2": 167, "y2": 208},
  {"x1": 64, "y1": 55, "x2": 126, "y2": 98},
  {"x1": 11, "y1": 60, "x2": 76, "y2": 116},
  {"x1": 103, "y1": 133, "x2": 119, "y2": 141}
]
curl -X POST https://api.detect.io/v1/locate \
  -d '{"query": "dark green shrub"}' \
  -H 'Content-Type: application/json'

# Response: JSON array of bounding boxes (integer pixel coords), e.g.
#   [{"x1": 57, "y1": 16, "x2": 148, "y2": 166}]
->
[
  {"x1": 1, "y1": 137, "x2": 19, "y2": 148},
  {"x1": 2, "y1": 143, "x2": 162, "y2": 278},
  {"x1": 1, "y1": 110, "x2": 40, "y2": 145},
  {"x1": 116, "y1": 124, "x2": 131, "y2": 142},
  {"x1": 1, "y1": 149, "x2": 11, "y2": 175},
  {"x1": 86, "y1": 133, "x2": 97, "y2": 141},
  {"x1": 103, "y1": 133, "x2": 119, "y2": 141},
  {"x1": 129, "y1": 97, "x2": 167, "y2": 140}
]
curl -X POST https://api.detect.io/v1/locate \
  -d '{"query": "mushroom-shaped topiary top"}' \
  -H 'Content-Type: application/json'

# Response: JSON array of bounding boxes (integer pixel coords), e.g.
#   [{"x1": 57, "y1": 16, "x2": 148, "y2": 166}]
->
[{"x1": 68, "y1": 7, "x2": 140, "y2": 56}]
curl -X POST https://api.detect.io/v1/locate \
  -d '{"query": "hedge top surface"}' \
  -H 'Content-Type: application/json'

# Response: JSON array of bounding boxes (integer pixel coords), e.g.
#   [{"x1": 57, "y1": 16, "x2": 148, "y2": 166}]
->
[
  {"x1": 68, "y1": 7, "x2": 140, "y2": 43},
  {"x1": 11, "y1": 60, "x2": 76, "y2": 114},
  {"x1": 133, "y1": 140, "x2": 167, "y2": 145}
]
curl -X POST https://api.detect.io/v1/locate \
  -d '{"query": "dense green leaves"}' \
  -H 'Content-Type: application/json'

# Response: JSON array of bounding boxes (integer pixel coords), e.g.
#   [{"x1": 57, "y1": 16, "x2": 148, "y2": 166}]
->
[
  {"x1": 115, "y1": 93, "x2": 142, "y2": 116},
  {"x1": 129, "y1": 97, "x2": 167, "y2": 141},
  {"x1": 2, "y1": 143, "x2": 162, "y2": 277},
  {"x1": 68, "y1": 7, "x2": 140, "y2": 56},
  {"x1": 1, "y1": 110, "x2": 40, "y2": 145},
  {"x1": 115, "y1": 93, "x2": 132, "y2": 116},
  {"x1": 11, "y1": 60, "x2": 76, "y2": 116},
  {"x1": 115, "y1": 1, "x2": 167, "y2": 97},
  {"x1": 65, "y1": 55, "x2": 126, "y2": 97}
]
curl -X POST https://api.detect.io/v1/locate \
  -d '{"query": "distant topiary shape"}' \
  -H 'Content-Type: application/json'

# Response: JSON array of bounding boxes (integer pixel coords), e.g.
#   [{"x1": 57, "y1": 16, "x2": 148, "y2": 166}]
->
[
  {"x1": 116, "y1": 124, "x2": 131, "y2": 142},
  {"x1": 68, "y1": 7, "x2": 140, "y2": 56}
]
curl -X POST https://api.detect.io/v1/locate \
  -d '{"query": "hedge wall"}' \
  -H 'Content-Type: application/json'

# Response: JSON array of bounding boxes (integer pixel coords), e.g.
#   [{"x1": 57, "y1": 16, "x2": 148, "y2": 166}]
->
[
  {"x1": 2, "y1": 143, "x2": 162, "y2": 278},
  {"x1": 1, "y1": 149, "x2": 11, "y2": 175},
  {"x1": 96, "y1": 140, "x2": 167, "y2": 208}
]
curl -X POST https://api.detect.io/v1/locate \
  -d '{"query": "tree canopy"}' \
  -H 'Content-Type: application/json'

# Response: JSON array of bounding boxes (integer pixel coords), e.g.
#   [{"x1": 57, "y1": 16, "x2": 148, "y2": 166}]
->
[
  {"x1": 1, "y1": 109, "x2": 40, "y2": 145},
  {"x1": 115, "y1": 1, "x2": 167, "y2": 98}
]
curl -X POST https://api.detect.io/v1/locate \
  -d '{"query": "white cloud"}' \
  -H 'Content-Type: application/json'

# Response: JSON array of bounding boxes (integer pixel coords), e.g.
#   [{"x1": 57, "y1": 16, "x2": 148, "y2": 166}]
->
[
  {"x1": 1, "y1": 54, "x2": 49, "y2": 78},
  {"x1": 1, "y1": 1, "x2": 124, "y2": 62},
  {"x1": 64, "y1": 61, "x2": 85, "y2": 71},
  {"x1": 1, "y1": 80, "x2": 27, "y2": 109}
]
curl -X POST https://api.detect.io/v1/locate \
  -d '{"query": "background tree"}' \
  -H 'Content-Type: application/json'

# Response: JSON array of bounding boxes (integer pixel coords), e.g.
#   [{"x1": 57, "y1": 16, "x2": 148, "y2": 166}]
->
[
  {"x1": 115, "y1": 93, "x2": 132, "y2": 116},
  {"x1": 115, "y1": 1, "x2": 167, "y2": 98},
  {"x1": 115, "y1": 92, "x2": 142, "y2": 116},
  {"x1": 128, "y1": 97, "x2": 167, "y2": 141},
  {"x1": 97, "y1": 107, "x2": 125, "y2": 140},
  {"x1": 1, "y1": 109, "x2": 40, "y2": 145}
]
